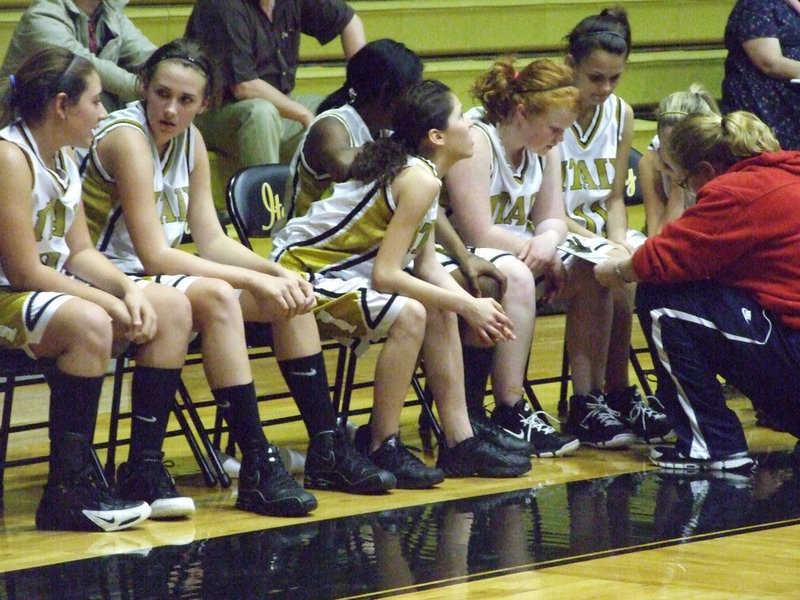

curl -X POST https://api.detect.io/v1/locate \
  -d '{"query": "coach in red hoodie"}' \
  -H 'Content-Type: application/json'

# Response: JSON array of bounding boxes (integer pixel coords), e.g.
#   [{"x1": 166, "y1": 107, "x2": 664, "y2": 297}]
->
[{"x1": 595, "y1": 110, "x2": 800, "y2": 474}]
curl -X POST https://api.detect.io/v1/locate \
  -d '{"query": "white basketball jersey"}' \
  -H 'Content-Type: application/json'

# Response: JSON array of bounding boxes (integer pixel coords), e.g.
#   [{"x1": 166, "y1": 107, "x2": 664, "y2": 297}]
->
[
  {"x1": 273, "y1": 156, "x2": 439, "y2": 280},
  {"x1": 561, "y1": 94, "x2": 628, "y2": 235},
  {"x1": 0, "y1": 121, "x2": 81, "y2": 285},
  {"x1": 82, "y1": 101, "x2": 194, "y2": 274},
  {"x1": 289, "y1": 104, "x2": 374, "y2": 219},
  {"x1": 460, "y1": 107, "x2": 543, "y2": 236}
]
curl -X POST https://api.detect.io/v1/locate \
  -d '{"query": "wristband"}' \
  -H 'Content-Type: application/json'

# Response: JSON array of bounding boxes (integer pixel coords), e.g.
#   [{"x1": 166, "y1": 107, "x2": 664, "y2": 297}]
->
[{"x1": 615, "y1": 261, "x2": 633, "y2": 283}]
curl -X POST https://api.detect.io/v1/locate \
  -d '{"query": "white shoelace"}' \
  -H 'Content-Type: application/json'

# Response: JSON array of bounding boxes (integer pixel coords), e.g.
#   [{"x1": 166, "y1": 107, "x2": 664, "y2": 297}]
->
[
  {"x1": 582, "y1": 399, "x2": 623, "y2": 427},
  {"x1": 519, "y1": 410, "x2": 561, "y2": 435}
]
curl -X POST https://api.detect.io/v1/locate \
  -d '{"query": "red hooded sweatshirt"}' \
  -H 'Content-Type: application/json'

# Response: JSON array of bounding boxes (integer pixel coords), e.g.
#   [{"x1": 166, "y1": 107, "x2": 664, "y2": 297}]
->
[{"x1": 632, "y1": 151, "x2": 800, "y2": 329}]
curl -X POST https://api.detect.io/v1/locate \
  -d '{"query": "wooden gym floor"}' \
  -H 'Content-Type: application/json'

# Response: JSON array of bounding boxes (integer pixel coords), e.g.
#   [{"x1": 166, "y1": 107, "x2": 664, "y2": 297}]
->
[{"x1": 1, "y1": 309, "x2": 799, "y2": 599}]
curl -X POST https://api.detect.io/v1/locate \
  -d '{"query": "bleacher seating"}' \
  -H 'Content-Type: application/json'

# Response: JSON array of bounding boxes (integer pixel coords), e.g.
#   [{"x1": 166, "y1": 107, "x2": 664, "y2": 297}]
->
[{"x1": 0, "y1": 0, "x2": 735, "y2": 198}]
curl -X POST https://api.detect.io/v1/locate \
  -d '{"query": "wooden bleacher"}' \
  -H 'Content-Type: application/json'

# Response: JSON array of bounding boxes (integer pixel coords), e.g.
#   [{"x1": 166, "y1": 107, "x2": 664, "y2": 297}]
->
[{"x1": 0, "y1": 0, "x2": 736, "y2": 191}]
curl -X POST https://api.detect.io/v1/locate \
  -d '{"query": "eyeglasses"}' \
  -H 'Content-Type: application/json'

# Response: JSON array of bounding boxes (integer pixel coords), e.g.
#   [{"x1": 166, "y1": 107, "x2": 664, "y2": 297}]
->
[{"x1": 676, "y1": 171, "x2": 693, "y2": 192}]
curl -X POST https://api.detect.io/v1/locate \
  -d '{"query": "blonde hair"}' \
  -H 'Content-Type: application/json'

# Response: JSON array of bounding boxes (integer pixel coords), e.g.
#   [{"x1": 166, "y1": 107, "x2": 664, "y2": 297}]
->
[
  {"x1": 656, "y1": 84, "x2": 720, "y2": 133},
  {"x1": 472, "y1": 56, "x2": 580, "y2": 124},
  {"x1": 667, "y1": 111, "x2": 781, "y2": 173}
]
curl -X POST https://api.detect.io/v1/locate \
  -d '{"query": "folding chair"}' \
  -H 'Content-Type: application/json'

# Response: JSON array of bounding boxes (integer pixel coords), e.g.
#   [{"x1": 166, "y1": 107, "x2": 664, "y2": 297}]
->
[{"x1": 223, "y1": 164, "x2": 350, "y2": 441}]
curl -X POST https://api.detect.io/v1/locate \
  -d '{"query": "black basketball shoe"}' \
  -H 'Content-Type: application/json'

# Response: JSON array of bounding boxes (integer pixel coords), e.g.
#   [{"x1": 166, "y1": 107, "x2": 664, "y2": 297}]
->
[
  {"x1": 305, "y1": 429, "x2": 396, "y2": 494},
  {"x1": 491, "y1": 399, "x2": 580, "y2": 457},
  {"x1": 361, "y1": 430, "x2": 445, "y2": 489},
  {"x1": 116, "y1": 451, "x2": 195, "y2": 518},
  {"x1": 36, "y1": 462, "x2": 151, "y2": 532},
  {"x1": 436, "y1": 435, "x2": 531, "y2": 478},
  {"x1": 236, "y1": 445, "x2": 318, "y2": 517},
  {"x1": 565, "y1": 391, "x2": 637, "y2": 448},
  {"x1": 606, "y1": 386, "x2": 675, "y2": 444}
]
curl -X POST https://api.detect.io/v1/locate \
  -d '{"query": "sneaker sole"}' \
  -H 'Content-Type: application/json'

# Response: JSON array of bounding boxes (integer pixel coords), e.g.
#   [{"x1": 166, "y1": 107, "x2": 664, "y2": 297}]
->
[
  {"x1": 637, "y1": 429, "x2": 677, "y2": 445},
  {"x1": 236, "y1": 491, "x2": 317, "y2": 517},
  {"x1": 579, "y1": 432, "x2": 637, "y2": 449},
  {"x1": 149, "y1": 497, "x2": 196, "y2": 519},
  {"x1": 649, "y1": 455, "x2": 754, "y2": 473},
  {"x1": 534, "y1": 438, "x2": 581, "y2": 458},
  {"x1": 394, "y1": 471, "x2": 445, "y2": 489},
  {"x1": 37, "y1": 502, "x2": 152, "y2": 533},
  {"x1": 438, "y1": 461, "x2": 532, "y2": 478},
  {"x1": 304, "y1": 471, "x2": 396, "y2": 494}
]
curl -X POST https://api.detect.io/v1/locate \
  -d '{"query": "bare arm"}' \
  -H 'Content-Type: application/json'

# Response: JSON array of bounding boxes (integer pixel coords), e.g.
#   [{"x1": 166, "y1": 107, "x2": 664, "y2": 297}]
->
[
  {"x1": 522, "y1": 146, "x2": 568, "y2": 264},
  {"x1": 0, "y1": 143, "x2": 153, "y2": 340},
  {"x1": 98, "y1": 126, "x2": 314, "y2": 316},
  {"x1": 303, "y1": 115, "x2": 363, "y2": 181},
  {"x1": 640, "y1": 149, "x2": 686, "y2": 236},
  {"x1": 603, "y1": 103, "x2": 634, "y2": 249},
  {"x1": 371, "y1": 167, "x2": 513, "y2": 344},
  {"x1": 743, "y1": 37, "x2": 800, "y2": 80},
  {"x1": 433, "y1": 206, "x2": 507, "y2": 298},
  {"x1": 339, "y1": 14, "x2": 366, "y2": 58}
]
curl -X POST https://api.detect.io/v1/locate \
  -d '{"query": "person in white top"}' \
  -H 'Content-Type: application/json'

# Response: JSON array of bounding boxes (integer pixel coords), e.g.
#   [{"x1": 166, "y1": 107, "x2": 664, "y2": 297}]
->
[
  {"x1": 274, "y1": 79, "x2": 533, "y2": 479},
  {"x1": 290, "y1": 40, "x2": 573, "y2": 462},
  {"x1": 560, "y1": 7, "x2": 674, "y2": 444},
  {"x1": 445, "y1": 55, "x2": 655, "y2": 449},
  {"x1": 0, "y1": 47, "x2": 194, "y2": 531},
  {"x1": 82, "y1": 39, "x2": 396, "y2": 516},
  {"x1": 639, "y1": 84, "x2": 720, "y2": 237}
]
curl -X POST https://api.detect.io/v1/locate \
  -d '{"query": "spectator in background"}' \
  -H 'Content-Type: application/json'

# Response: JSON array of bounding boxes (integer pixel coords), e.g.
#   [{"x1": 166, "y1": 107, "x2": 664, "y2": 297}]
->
[
  {"x1": 185, "y1": 0, "x2": 366, "y2": 169},
  {"x1": 722, "y1": 0, "x2": 800, "y2": 150},
  {"x1": 0, "y1": 0, "x2": 156, "y2": 111}
]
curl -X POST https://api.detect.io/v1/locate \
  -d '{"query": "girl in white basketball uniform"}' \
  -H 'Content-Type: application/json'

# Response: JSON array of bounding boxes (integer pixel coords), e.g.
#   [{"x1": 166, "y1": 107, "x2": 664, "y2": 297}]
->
[
  {"x1": 82, "y1": 40, "x2": 396, "y2": 514},
  {"x1": 561, "y1": 7, "x2": 673, "y2": 445},
  {"x1": 291, "y1": 40, "x2": 572, "y2": 459},
  {"x1": 0, "y1": 49, "x2": 195, "y2": 531},
  {"x1": 639, "y1": 84, "x2": 720, "y2": 237},
  {"x1": 445, "y1": 56, "x2": 643, "y2": 449},
  {"x1": 273, "y1": 79, "x2": 532, "y2": 479}
]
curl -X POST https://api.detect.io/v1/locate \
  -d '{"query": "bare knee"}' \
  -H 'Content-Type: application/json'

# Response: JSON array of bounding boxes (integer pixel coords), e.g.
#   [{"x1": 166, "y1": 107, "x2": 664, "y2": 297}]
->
[
  {"x1": 41, "y1": 299, "x2": 113, "y2": 362},
  {"x1": 565, "y1": 260, "x2": 609, "y2": 299},
  {"x1": 187, "y1": 278, "x2": 243, "y2": 329},
  {"x1": 388, "y1": 299, "x2": 426, "y2": 346},
  {"x1": 147, "y1": 285, "x2": 193, "y2": 340},
  {"x1": 499, "y1": 258, "x2": 536, "y2": 306}
]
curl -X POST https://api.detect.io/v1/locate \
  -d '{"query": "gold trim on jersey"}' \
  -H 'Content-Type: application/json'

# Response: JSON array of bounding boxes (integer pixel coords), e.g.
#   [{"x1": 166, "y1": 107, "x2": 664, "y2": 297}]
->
[
  {"x1": 570, "y1": 97, "x2": 621, "y2": 150},
  {"x1": 276, "y1": 184, "x2": 384, "y2": 276}
]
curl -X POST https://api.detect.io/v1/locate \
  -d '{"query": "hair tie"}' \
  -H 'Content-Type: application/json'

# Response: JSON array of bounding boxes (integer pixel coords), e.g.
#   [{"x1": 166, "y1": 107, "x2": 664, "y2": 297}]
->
[
  {"x1": 658, "y1": 110, "x2": 689, "y2": 118},
  {"x1": 513, "y1": 71, "x2": 520, "y2": 80},
  {"x1": 347, "y1": 87, "x2": 357, "y2": 103},
  {"x1": 8, "y1": 74, "x2": 16, "y2": 91}
]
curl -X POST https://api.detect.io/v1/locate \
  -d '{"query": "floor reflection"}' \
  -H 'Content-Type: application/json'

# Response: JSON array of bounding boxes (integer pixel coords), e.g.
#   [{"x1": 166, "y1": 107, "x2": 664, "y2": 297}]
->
[{"x1": 3, "y1": 450, "x2": 799, "y2": 599}]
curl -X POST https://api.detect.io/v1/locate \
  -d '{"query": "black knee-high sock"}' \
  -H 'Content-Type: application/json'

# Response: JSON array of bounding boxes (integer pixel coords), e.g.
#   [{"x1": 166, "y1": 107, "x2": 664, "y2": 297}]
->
[
  {"x1": 278, "y1": 352, "x2": 337, "y2": 437},
  {"x1": 46, "y1": 367, "x2": 103, "y2": 442},
  {"x1": 45, "y1": 368, "x2": 104, "y2": 478},
  {"x1": 462, "y1": 346, "x2": 493, "y2": 418},
  {"x1": 129, "y1": 366, "x2": 182, "y2": 459},
  {"x1": 213, "y1": 381, "x2": 268, "y2": 452}
]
